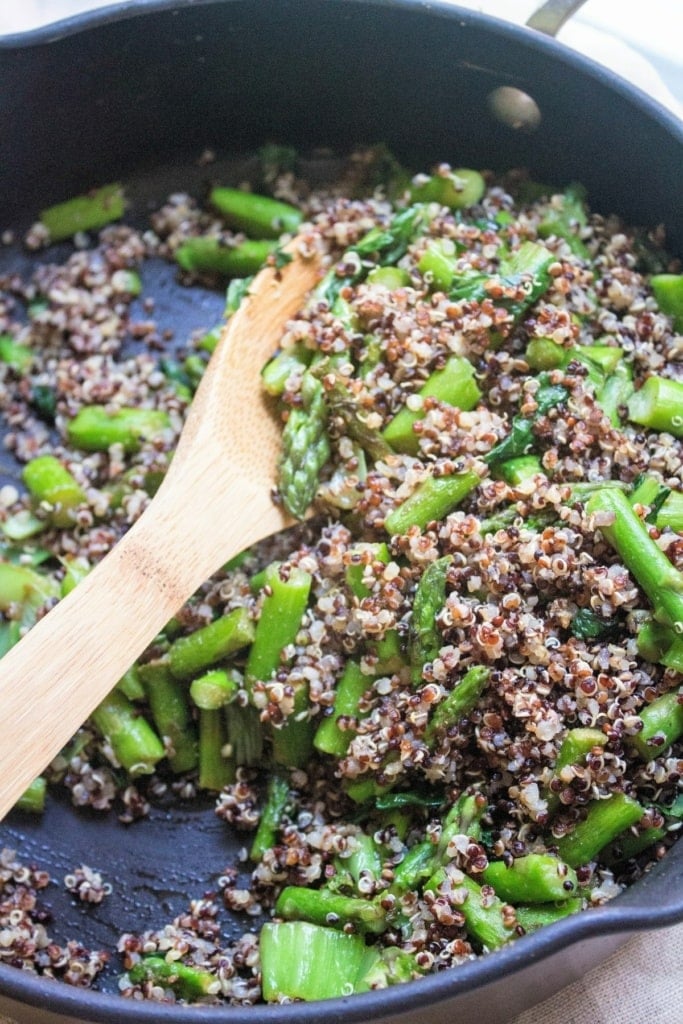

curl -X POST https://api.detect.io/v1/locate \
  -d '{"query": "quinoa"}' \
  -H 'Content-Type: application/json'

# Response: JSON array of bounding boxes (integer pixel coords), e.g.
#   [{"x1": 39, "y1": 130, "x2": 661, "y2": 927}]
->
[{"x1": 0, "y1": 151, "x2": 682, "y2": 1004}]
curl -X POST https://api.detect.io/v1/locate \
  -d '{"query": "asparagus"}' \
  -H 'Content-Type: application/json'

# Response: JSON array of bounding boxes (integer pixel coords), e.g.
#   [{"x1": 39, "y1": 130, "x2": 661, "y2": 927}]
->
[
  {"x1": 90, "y1": 688, "x2": 165, "y2": 775},
  {"x1": 279, "y1": 371, "x2": 330, "y2": 519},
  {"x1": 275, "y1": 885, "x2": 386, "y2": 934},
  {"x1": 1, "y1": 509, "x2": 45, "y2": 543},
  {"x1": 261, "y1": 344, "x2": 312, "y2": 397},
  {"x1": 209, "y1": 187, "x2": 302, "y2": 239},
  {"x1": 602, "y1": 825, "x2": 667, "y2": 865},
  {"x1": 198, "y1": 707, "x2": 234, "y2": 791},
  {"x1": 555, "y1": 792, "x2": 645, "y2": 868},
  {"x1": 260, "y1": 921, "x2": 373, "y2": 1002},
  {"x1": 128, "y1": 955, "x2": 217, "y2": 999},
  {"x1": 585, "y1": 487, "x2": 683, "y2": 632},
  {"x1": 597, "y1": 362, "x2": 635, "y2": 427},
  {"x1": 14, "y1": 776, "x2": 47, "y2": 814},
  {"x1": 66, "y1": 405, "x2": 171, "y2": 453},
  {"x1": 225, "y1": 700, "x2": 263, "y2": 768},
  {"x1": 175, "y1": 237, "x2": 277, "y2": 277},
  {"x1": 22, "y1": 455, "x2": 86, "y2": 528},
  {"x1": 366, "y1": 265, "x2": 410, "y2": 289},
  {"x1": 629, "y1": 688, "x2": 683, "y2": 761},
  {"x1": 426, "y1": 868, "x2": 514, "y2": 950},
  {"x1": 636, "y1": 619, "x2": 683, "y2": 673},
  {"x1": 409, "y1": 556, "x2": 450, "y2": 685},
  {"x1": 424, "y1": 666, "x2": 490, "y2": 744},
  {"x1": 250, "y1": 773, "x2": 290, "y2": 861},
  {"x1": 314, "y1": 660, "x2": 372, "y2": 757},
  {"x1": 189, "y1": 668, "x2": 240, "y2": 710},
  {"x1": 0, "y1": 560, "x2": 60, "y2": 628},
  {"x1": 0, "y1": 335, "x2": 33, "y2": 374},
  {"x1": 39, "y1": 183, "x2": 125, "y2": 241},
  {"x1": 137, "y1": 661, "x2": 198, "y2": 774},
  {"x1": 537, "y1": 182, "x2": 590, "y2": 259},
  {"x1": 382, "y1": 355, "x2": 481, "y2": 455},
  {"x1": 627, "y1": 375, "x2": 683, "y2": 437},
  {"x1": 384, "y1": 469, "x2": 480, "y2": 535},
  {"x1": 653, "y1": 489, "x2": 683, "y2": 531},
  {"x1": 481, "y1": 854, "x2": 578, "y2": 903},
  {"x1": 651, "y1": 273, "x2": 683, "y2": 332},
  {"x1": 515, "y1": 899, "x2": 582, "y2": 933},
  {"x1": 409, "y1": 167, "x2": 486, "y2": 209},
  {"x1": 546, "y1": 727, "x2": 607, "y2": 815},
  {"x1": 60, "y1": 555, "x2": 92, "y2": 597},
  {"x1": 498, "y1": 455, "x2": 544, "y2": 485},
  {"x1": 0, "y1": 620, "x2": 20, "y2": 658},
  {"x1": 418, "y1": 238, "x2": 460, "y2": 292},
  {"x1": 246, "y1": 563, "x2": 313, "y2": 767},
  {"x1": 168, "y1": 607, "x2": 255, "y2": 679}
]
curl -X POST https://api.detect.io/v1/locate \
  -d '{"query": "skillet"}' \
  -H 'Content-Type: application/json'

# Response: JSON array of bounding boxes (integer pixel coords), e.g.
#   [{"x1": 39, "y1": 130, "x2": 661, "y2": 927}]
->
[{"x1": 0, "y1": 2, "x2": 682, "y2": 1021}]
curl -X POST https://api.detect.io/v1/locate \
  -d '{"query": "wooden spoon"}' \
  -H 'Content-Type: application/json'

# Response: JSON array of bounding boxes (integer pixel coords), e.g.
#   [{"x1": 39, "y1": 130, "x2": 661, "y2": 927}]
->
[{"x1": 0, "y1": 238, "x2": 321, "y2": 819}]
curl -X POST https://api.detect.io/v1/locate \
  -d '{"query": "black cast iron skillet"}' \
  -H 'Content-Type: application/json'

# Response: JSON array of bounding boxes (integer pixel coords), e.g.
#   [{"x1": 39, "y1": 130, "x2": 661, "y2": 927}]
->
[{"x1": 0, "y1": 2, "x2": 682, "y2": 1022}]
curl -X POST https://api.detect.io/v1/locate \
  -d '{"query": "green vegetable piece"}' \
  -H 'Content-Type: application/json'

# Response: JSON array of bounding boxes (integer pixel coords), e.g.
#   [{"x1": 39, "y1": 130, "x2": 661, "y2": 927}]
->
[
  {"x1": 128, "y1": 955, "x2": 216, "y2": 1000},
  {"x1": 197, "y1": 323, "x2": 223, "y2": 355},
  {"x1": 382, "y1": 355, "x2": 481, "y2": 455},
  {"x1": 596, "y1": 362, "x2": 634, "y2": 427},
  {"x1": 555, "y1": 792, "x2": 645, "y2": 868},
  {"x1": 14, "y1": 776, "x2": 47, "y2": 815},
  {"x1": 90, "y1": 688, "x2": 165, "y2": 775},
  {"x1": 116, "y1": 665, "x2": 146, "y2": 702},
  {"x1": 314, "y1": 660, "x2": 372, "y2": 757},
  {"x1": 275, "y1": 885, "x2": 386, "y2": 934},
  {"x1": 602, "y1": 826, "x2": 667, "y2": 865},
  {"x1": 66, "y1": 405, "x2": 171, "y2": 453},
  {"x1": 260, "y1": 921, "x2": 372, "y2": 1002},
  {"x1": 1, "y1": 510, "x2": 46, "y2": 542},
  {"x1": 279, "y1": 371, "x2": 330, "y2": 519},
  {"x1": 0, "y1": 620, "x2": 21, "y2": 658},
  {"x1": 498, "y1": 455, "x2": 544, "y2": 485},
  {"x1": 251, "y1": 773, "x2": 291, "y2": 861},
  {"x1": 168, "y1": 607, "x2": 255, "y2": 679},
  {"x1": 410, "y1": 167, "x2": 486, "y2": 209},
  {"x1": 261, "y1": 344, "x2": 312, "y2": 396},
  {"x1": 189, "y1": 668, "x2": 240, "y2": 710},
  {"x1": 225, "y1": 700, "x2": 263, "y2": 768},
  {"x1": 656, "y1": 489, "x2": 683, "y2": 531},
  {"x1": 175, "y1": 237, "x2": 276, "y2": 277},
  {"x1": 651, "y1": 273, "x2": 683, "y2": 332},
  {"x1": 630, "y1": 688, "x2": 683, "y2": 761},
  {"x1": 636, "y1": 619, "x2": 683, "y2": 672},
  {"x1": 209, "y1": 187, "x2": 302, "y2": 240},
  {"x1": 569, "y1": 608, "x2": 621, "y2": 643},
  {"x1": 59, "y1": 555, "x2": 91, "y2": 597},
  {"x1": 0, "y1": 335, "x2": 33, "y2": 374},
  {"x1": 537, "y1": 182, "x2": 590, "y2": 258},
  {"x1": 138, "y1": 661, "x2": 198, "y2": 774},
  {"x1": 246, "y1": 563, "x2": 313, "y2": 767},
  {"x1": 366, "y1": 265, "x2": 410, "y2": 290},
  {"x1": 39, "y1": 183, "x2": 125, "y2": 241},
  {"x1": 390, "y1": 841, "x2": 437, "y2": 896},
  {"x1": 425, "y1": 666, "x2": 490, "y2": 744},
  {"x1": 482, "y1": 854, "x2": 578, "y2": 903},
  {"x1": 409, "y1": 556, "x2": 451, "y2": 685},
  {"x1": 345, "y1": 542, "x2": 391, "y2": 599},
  {"x1": 22, "y1": 455, "x2": 86, "y2": 528},
  {"x1": 384, "y1": 469, "x2": 480, "y2": 535},
  {"x1": 418, "y1": 239, "x2": 459, "y2": 292},
  {"x1": 586, "y1": 487, "x2": 683, "y2": 632},
  {"x1": 484, "y1": 375, "x2": 568, "y2": 467},
  {"x1": 198, "y1": 707, "x2": 234, "y2": 791},
  {"x1": 627, "y1": 375, "x2": 683, "y2": 437},
  {"x1": 515, "y1": 899, "x2": 582, "y2": 933},
  {"x1": 427, "y1": 869, "x2": 514, "y2": 950},
  {"x1": 0, "y1": 560, "x2": 60, "y2": 628}
]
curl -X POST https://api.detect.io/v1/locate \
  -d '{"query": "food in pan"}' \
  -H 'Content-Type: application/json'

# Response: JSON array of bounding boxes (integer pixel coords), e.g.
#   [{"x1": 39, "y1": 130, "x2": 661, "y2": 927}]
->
[{"x1": 0, "y1": 149, "x2": 681, "y2": 1003}]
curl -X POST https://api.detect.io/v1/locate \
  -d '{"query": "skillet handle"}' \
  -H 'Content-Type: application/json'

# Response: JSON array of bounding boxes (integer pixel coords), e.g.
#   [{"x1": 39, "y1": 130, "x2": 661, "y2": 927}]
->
[{"x1": 526, "y1": 0, "x2": 588, "y2": 36}]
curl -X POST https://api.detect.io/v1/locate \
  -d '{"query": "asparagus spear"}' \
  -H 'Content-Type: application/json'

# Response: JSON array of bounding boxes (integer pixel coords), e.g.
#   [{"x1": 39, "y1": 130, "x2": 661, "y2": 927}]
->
[
  {"x1": 585, "y1": 487, "x2": 683, "y2": 632},
  {"x1": 409, "y1": 167, "x2": 486, "y2": 209},
  {"x1": 275, "y1": 885, "x2": 386, "y2": 934},
  {"x1": 14, "y1": 776, "x2": 47, "y2": 814},
  {"x1": 515, "y1": 899, "x2": 582, "y2": 933},
  {"x1": 425, "y1": 868, "x2": 515, "y2": 950},
  {"x1": 481, "y1": 854, "x2": 578, "y2": 903},
  {"x1": 384, "y1": 469, "x2": 480, "y2": 535},
  {"x1": 175, "y1": 237, "x2": 277, "y2": 277},
  {"x1": 537, "y1": 182, "x2": 590, "y2": 259},
  {"x1": 66, "y1": 405, "x2": 171, "y2": 453},
  {"x1": 424, "y1": 666, "x2": 490, "y2": 744},
  {"x1": 0, "y1": 335, "x2": 33, "y2": 374},
  {"x1": 555, "y1": 792, "x2": 645, "y2": 868},
  {"x1": 90, "y1": 688, "x2": 165, "y2": 775},
  {"x1": 627, "y1": 376, "x2": 683, "y2": 437},
  {"x1": 313, "y1": 660, "x2": 372, "y2": 757},
  {"x1": 137, "y1": 661, "x2": 198, "y2": 774},
  {"x1": 260, "y1": 921, "x2": 374, "y2": 1002},
  {"x1": 651, "y1": 273, "x2": 683, "y2": 332},
  {"x1": 22, "y1": 455, "x2": 86, "y2": 529},
  {"x1": 279, "y1": 371, "x2": 330, "y2": 519},
  {"x1": 409, "y1": 556, "x2": 450, "y2": 685},
  {"x1": 128, "y1": 955, "x2": 217, "y2": 999},
  {"x1": 250, "y1": 773, "x2": 291, "y2": 861},
  {"x1": 189, "y1": 668, "x2": 240, "y2": 710},
  {"x1": 209, "y1": 187, "x2": 302, "y2": 239},
  {"x1": 198, "y1": 707, "x2": 234, "y2": 791},
  {"x1": 382, "y1": 355, "x2": 481, "y2": 455},
  {"x1": 39, "y1": 183, "x2": 125, "y2": 241},
  {"x1": 168, "y1": 608, "x2": 255, "y2": 680},
  {"x1": 629, "y1": 688, "x2": 683, "y2": 761}
]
